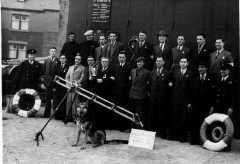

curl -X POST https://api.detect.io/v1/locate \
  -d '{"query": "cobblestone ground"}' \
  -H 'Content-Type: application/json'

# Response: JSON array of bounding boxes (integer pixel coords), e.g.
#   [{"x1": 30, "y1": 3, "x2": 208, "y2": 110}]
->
[{"x1": 3, "y1": 111, "x2": 240, "y2": 164}]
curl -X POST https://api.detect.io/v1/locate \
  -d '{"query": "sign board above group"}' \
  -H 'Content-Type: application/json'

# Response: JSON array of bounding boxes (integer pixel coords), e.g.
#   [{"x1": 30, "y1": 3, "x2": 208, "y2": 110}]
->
[{"x1": 91, "y1": 0, "x2": 112, "y2": 30}]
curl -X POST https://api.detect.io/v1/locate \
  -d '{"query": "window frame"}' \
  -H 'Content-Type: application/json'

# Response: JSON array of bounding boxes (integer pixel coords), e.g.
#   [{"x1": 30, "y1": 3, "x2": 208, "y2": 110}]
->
[{"x1": 11, "y1": 14, "x2": 30, "y2": 31}]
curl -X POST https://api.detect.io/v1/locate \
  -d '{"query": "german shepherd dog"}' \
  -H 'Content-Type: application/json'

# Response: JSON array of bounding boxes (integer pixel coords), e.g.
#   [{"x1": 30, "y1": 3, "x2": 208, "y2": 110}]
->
[{"x1": 72, "y1": 101, "x2": 106, "y2": 149}]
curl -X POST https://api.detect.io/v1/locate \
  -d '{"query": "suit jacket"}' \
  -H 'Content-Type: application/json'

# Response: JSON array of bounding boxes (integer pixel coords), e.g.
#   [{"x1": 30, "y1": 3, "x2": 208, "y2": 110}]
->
[
  {"x1": 82, "y1": 64, "x2": 98, "y2": 90},
  {"x1": 172, "y1": 69, "x2": 193, "y2": 105},
  {"x1": 136, "y1": 41, "x2": 154, "y2": 70},
  {"x1": 154, "y1": 43, "x2": 172, "y2": 69},
  {"x1": 95, "y1": 45, "x2": 107, "y2": 64},
  {"x1": 114, "y1": 63, "x2": 131, "y2": 89},
  {"x1": 171, "y1": 46, "x2": 190, "y2": 70},
  {"x1": 79, "y1": 40, "x2": 99, "y2": 66},
  {"x1": 61, "y1": 41, "x2": 80, "y2": 66},
  {"x1": 210, "y1": 50, "x2": 233, "y2": 78},
  {"x1": 42, "y1": 58, "x2": 60, "y2": 88},
  {"x1": 191, "y1": 44, "x2": 211, "y2": 69},
  {"x1": 129, "y1": 68, "x2": 151, "y2": 100},
  {"x1": 105, "y1": 41, "x2": 124, "y2": 66},
  {"x1": 65, "y1": 65, "x2": 85, "y2": 87},
  {"x1": 214, "y1": 76, "x2": 234, "y2": 113}
]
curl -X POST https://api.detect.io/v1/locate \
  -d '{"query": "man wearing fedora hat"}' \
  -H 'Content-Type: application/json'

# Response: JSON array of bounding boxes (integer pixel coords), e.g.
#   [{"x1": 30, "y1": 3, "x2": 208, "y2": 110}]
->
[
  {"x1": 154, "y1": 30, "x2": 172, "y2": 70},
  {"x1": 15, "y1": 49, "x2": 42, "y2": 91}
]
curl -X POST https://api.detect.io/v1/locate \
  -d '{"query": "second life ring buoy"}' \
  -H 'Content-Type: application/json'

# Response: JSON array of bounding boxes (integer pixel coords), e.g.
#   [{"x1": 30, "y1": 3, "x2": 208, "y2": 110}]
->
[
  {"x1": 12, "y1": 88, "x2": 41, "y2": 117},
  {"x1": 200, "y1": 113, "x2": 234, "y2": 151}
]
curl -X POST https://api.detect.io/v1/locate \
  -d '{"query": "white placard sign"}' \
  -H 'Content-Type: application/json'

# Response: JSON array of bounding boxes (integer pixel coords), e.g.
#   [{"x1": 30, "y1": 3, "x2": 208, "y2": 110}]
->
[{"x1": 128, "y1": 129, "x2": 156, "y2": 150}]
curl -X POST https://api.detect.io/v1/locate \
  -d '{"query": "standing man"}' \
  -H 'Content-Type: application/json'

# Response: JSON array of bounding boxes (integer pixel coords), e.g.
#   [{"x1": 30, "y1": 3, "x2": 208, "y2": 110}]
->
[
  {"x1": 129, "y1": 57, "x2": 151, "y2": 129},
  {"x1": 79, "y1": 30, "x2": 99, "y2": 66},
  {"x1": 210, "y1": 38, "x2": 234, "y2": 79},
  {"x1": 154, "y1": 30, "x2": 172, "y2": 70},
  {"x1": 65, "y1": 55, "x2": 85, "y2": 123},
  {"x1": 171, "y1": 35, "x2": 190, "y2": 70},
  {"x1": 171, "y1": 57, "x2": 193, "y2": 142},
  {"x1": 61, "y1": 32, "x2": 80, "y2": 66},
  {"x1": 54, "y1": 54, "x2": 69, "y2": 120},
  {"x1": 95, "y1": 35, "x2": 107, "y2": 64},
  {"x1": 137, "y1": 31, "x2": 154, "y2": 70},
  {"x1": 105, "y1": 32, "x2": 124, "y2": 66},
  {"x1": 41, "y1": 47, "x2": 60, "y2": 118},
  {"x1": 113, "y1": 51, "x2": 132, "y2": 130},
  {"x1": 191, "y1": 33, "x2": 211, "y2": 70},
  {"x1": 190, "y1": 62, "x2": 215, "y2": 144},
  {"x1": 16, "y1": 49, "x2": 42, "y2": 91},
  {"x1": 126, "y1": 36, "x2": 139, "y2": 68},
  {"x1": 148, "y1": 56, "x2": 172, "y2": 138}
]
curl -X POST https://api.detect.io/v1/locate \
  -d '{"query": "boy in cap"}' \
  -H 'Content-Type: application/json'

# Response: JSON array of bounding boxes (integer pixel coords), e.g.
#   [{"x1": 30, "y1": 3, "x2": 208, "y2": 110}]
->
[{"x1": 15, "y1": 49, "x2": 42, "y2": 91}]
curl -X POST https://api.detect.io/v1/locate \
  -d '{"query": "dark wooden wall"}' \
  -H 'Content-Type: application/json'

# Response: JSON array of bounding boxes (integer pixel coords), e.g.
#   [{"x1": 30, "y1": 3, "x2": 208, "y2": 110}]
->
[{"x1": 67, "y1": 0, "x2": 239, "y2": 137}]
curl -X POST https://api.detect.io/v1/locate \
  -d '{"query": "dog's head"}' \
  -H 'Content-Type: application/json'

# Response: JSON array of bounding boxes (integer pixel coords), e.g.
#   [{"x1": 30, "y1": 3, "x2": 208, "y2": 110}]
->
[{"x1": 76, "y1": 101, "x2": 89, "y2": 121}]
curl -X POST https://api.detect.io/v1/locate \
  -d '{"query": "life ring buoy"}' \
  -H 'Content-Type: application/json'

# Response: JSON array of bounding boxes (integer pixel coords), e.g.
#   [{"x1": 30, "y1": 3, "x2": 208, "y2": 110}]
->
[
  {"x1": 200, "y1": 113, "x2": 234, "y2": 151},
  {"x1": 12, "y1": 88, "x2": 41, "y2": 117}
]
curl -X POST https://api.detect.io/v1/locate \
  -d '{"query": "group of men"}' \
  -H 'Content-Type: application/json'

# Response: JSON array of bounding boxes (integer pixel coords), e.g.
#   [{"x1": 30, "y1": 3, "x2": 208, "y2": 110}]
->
[{"x1": 15, "y1": 29, "x2": 235, "y2": 146}]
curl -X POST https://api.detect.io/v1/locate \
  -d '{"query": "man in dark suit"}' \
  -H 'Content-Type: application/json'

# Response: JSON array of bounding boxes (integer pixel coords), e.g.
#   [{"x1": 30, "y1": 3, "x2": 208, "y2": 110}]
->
[
  {"x1": 171, "y1": 57, "x2": 193, "y2": 142},
  {"x1": 96, "y1": 57, "x2": 116, "y2": 129},
  {"x1": 112, "y1": 51, "x2": 132, "y2": 130},
  {"x1": 154, "y1": 30, "x2": 172, "y2": 70},
  {"x1": 41, "y1": 47, "x2": 60, "y2": 118},
  {"x1": 210, "y1": 38, "x2": 234, "y2": 79},
  {"x1": 79, "y1": 30, "x2": 99, "y2": 66},
  {"x1": 54, "y1": 54, "x2": 69, "y2": 120},
  {"x1": 95, "y1": 35, "x2": 107, "y2": 65},
  {"x1": 136, "y1": 31, "x2": 154, "y2": 70},
  {"x1": 61, "y1": 32, "x2": 80, "y2": 66},
  {"x1": 126, "y1": 36, "x2": 139, "y2": 69},
  {"x1": 190, "y1": 33, "x2": 212, "y2": 72},
  {"x1": 129, "y1": 57, "x2": 151, "y2": 129},
  {"x1": 148, "y1": 56, "x2": 172, "y2": 138},
  {"x1": 16, "y1": 49, "x2": 42, "y2": 91},
  {"x1": 171, "y1": 35, "x2": 190, "y2": 70},
  {"x1": 105, "y1": 32, "x2": 124, "y2": 67},
  {"x1": 190, "y1": 62, "x2": 215, "y2": 144}
]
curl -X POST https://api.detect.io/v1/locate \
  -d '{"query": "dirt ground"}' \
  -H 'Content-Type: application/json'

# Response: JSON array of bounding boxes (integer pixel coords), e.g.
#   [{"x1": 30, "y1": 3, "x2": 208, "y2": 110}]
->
[{"x1": 3, "y1": 109, "x2": 240, "y2": 164}]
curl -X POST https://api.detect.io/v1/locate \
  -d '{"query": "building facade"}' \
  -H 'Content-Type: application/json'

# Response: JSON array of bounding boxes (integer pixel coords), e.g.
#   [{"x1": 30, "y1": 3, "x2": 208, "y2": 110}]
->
[{"x1": 1, "y1": 0, "x2": 60, "y2": 60}]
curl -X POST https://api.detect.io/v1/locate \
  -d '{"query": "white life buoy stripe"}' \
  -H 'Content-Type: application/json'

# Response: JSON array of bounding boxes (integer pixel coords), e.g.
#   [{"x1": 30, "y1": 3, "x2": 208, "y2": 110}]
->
[
  {"x1": 200, "y1": 113, "x2": 234, "y2": 152},
  {"x1": 12, "y1": 88, "x2": 41, "y2": 117}
]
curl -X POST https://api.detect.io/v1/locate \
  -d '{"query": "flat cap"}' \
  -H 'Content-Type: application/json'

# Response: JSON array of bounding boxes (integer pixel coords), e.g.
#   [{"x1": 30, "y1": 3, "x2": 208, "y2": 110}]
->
[
  {"x1": 157, "y1": 30, "x2": 168, "y2": 37},
  {"x1": 84, "y1": 30, "x2": 94, "y2": 36},
  {"x1": 27, "y1": 49, "x2": 37, "y2": 54},
  {"x1": 136, "y1": 57, "x2": 145, "y2": 62},
  {"x1": 220, "y1": 63, "x2": 232, "y2": 70}
]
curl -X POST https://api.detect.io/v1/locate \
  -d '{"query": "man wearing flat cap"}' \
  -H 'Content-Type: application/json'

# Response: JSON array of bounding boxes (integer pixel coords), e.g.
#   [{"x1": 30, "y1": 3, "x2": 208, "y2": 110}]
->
[
  {"x1": 154, "y1": 30, "x2": 172, "y2": 70},
  {"x1": 79, "y1": 29, "x2": 99, "y2": 66},
  {"x1": 129, "y1": 57, "x2": 151, "y2": 129},
  {"x1": 15, "y1": 49, "x2": 42, "y2": 91}
]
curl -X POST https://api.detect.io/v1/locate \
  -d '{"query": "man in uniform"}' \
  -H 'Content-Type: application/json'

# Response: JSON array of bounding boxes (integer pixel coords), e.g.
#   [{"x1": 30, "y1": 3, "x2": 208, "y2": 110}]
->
[
  {"x1": 16, "y1": 49, "x2": 42, "y2": 91},
  {"x1": 61, "y1": 32, "x2": 80, "y2": 66},
  {"x1": 79, "y1": 30, "x2": 99, "y2": 66},
  {"x1": 210, "y1": 38, "x2": 234, "y2": 79},
  {"x1": 129, "y1": 57, "x2": 151, "y2": 129},
  {"x1": 148, "y1": 56, "x2": 172, "y2": 138},
  {"x1": 154, "y1": 30, "x2": 172, "y2": 70}
]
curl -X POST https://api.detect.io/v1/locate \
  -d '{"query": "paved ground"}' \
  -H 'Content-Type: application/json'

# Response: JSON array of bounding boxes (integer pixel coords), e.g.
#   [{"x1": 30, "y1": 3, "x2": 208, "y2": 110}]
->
[{"x1": 3, "y1": 111, "x2": 240, "y2": 164}]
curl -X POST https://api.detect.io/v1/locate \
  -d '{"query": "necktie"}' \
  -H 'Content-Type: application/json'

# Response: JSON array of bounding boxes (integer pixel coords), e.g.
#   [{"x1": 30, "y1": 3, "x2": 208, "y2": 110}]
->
[
  {"x1": 74, "y1": 66, "x2": 77, "y2": 71},
  {"x1": 157, "y1": 68, "x2": 160, "y2": 76}
]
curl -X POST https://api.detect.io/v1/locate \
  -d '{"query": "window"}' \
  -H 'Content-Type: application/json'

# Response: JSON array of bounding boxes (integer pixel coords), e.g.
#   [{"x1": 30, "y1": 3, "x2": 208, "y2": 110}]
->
[
  {"x1": 8, "y1": 43, "x2": 27, "y2": 59},
  {"x1": 11, "y1": 14, "x2": 29, "y2": 30}
]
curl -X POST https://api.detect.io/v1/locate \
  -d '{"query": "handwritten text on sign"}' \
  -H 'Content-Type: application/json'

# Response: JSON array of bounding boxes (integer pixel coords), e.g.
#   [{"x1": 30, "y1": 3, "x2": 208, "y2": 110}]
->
[{"x1": 128, "y1": 129, "x2": 156, "y2": 150}]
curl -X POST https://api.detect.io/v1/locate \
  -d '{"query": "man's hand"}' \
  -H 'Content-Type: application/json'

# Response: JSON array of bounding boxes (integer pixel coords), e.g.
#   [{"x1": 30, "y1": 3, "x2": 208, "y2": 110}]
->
[
  {"x1": 187, "y1": 104, "x2": 192, "y2": 110},
  {"x1": 110, "y1": 76, "x2": 115, "y2": 80},
  {"x1": 227, "y1": 108, "x2": 233, "y2": 116},
  {"x1": 97, "y1": 79, "x2": 103, "y2": 83}
]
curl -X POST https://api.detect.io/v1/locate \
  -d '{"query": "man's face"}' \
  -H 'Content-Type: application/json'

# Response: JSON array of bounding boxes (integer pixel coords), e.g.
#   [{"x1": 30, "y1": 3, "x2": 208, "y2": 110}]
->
[
  {"x1": 87, "y1": 57, "x2": 95, "y2": 66},
  {"x1": 137, "y1": 60, "x2": 144, "y2": 68},
  {"x1": 220, "y1": 69, "x2": 229, "y2": 77},
  {"x1": 60, "y1": 55, "x2": 66, "y2": 64},
  {"x1": 158, "y1": 35, "x2": 167, "y2": 43},
  {"x1": 179, "y1": 58, "x2": 188, "y2": 69},
  {"x1": 138, "y1": 32, "x2": 146, "y2": 41},
  {"x1": 196, "y1": 35, "x2": 205, "y2": 45},
  {"x1": 109, "y1": 33, "x2": 117, "y2": 42},
  {"x1": 68, "y1": 34, "x2": 75, "y2": 42},
  {"x1": 49, "y1": 48, "x2": 57, "y2": 58},
  {"x1": 101, "y1": 58, "x2": 109, "y2": 68},
  {"x1": 99, "y1": 36, "x2": 106, "y2": 45},
  {"x1": 118, "y1": 54, "x2": 126, "y2": 63},
  {"x1": 28, "y1": 54, "x2": 35, "y2": 62},
  {"x1": 156, "y1": 57, "x2": 165, "y2": 68},
  {"x1": 86, "y1": 34, "x2": 94, "y2": 41},
  {"x1": 177, "y1": 36, "x2": 185, "y2": 46},
  {"x1": 215, "y1": 39, "x2": 224, "y2": 50},
  {"x1": 75, "y1": 56, "x2": 81, "y2": 65},
  {"x1": 198, "y1": 65, "x2": 207, "y2": 74}
]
